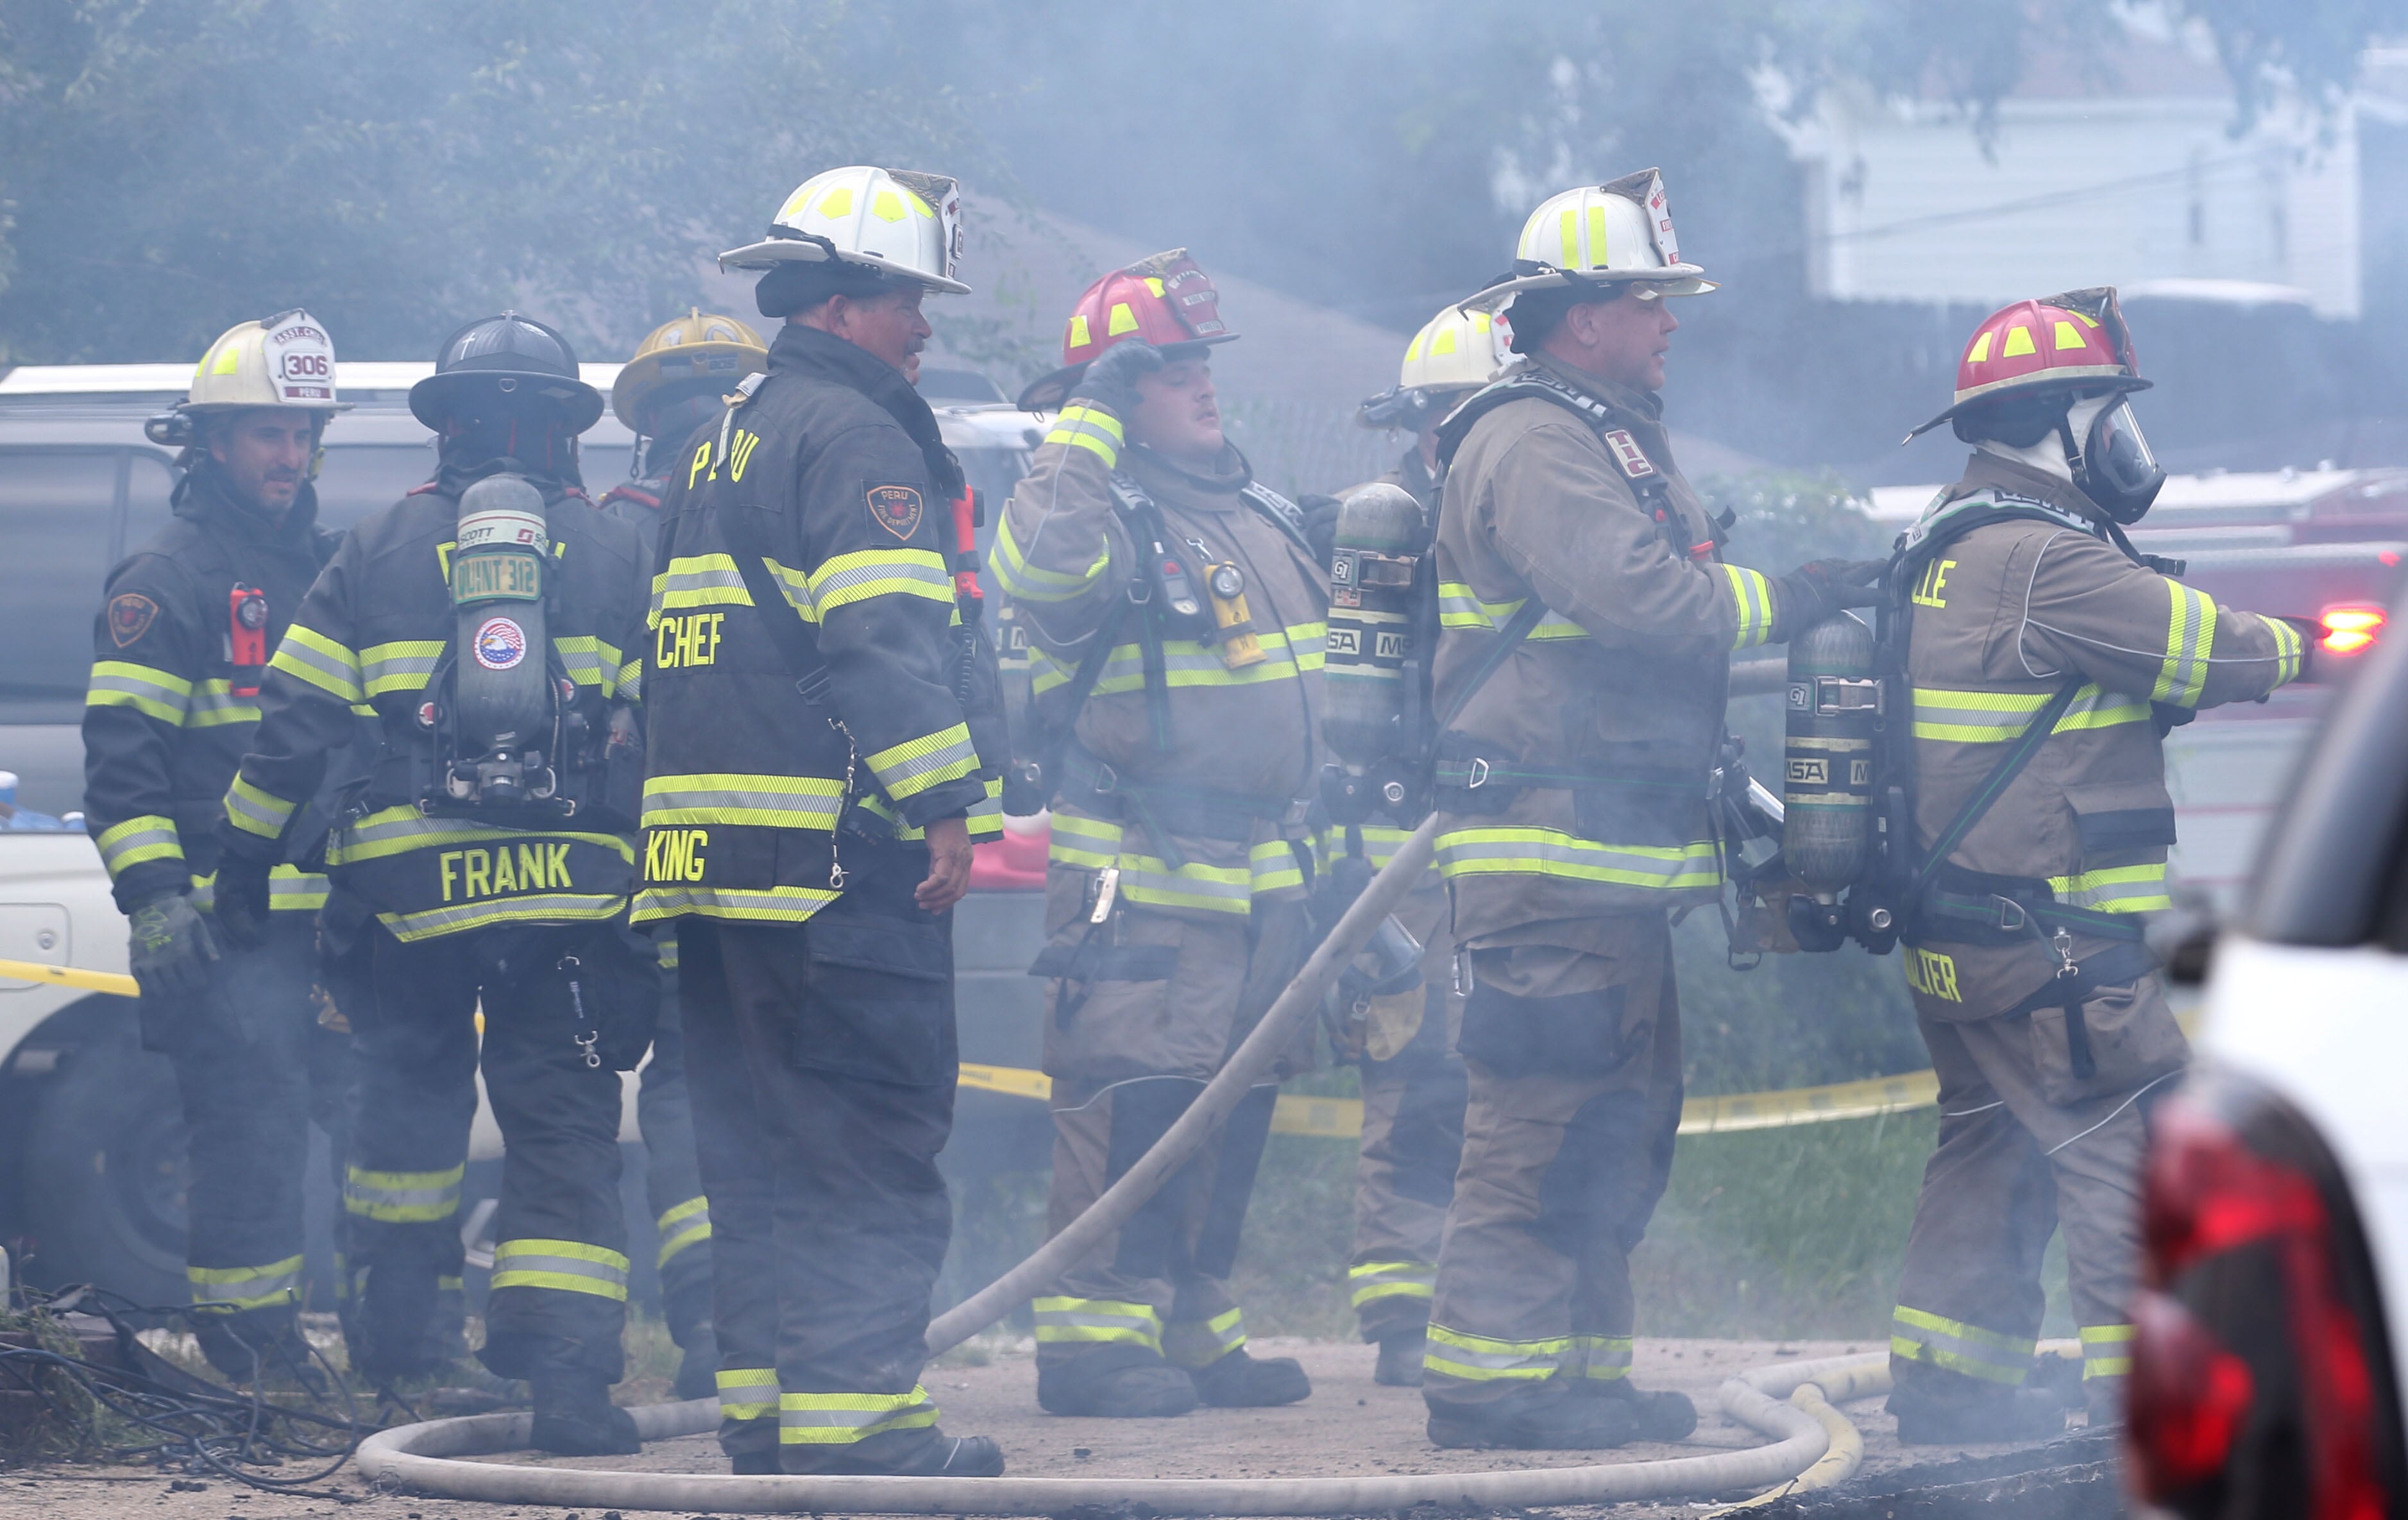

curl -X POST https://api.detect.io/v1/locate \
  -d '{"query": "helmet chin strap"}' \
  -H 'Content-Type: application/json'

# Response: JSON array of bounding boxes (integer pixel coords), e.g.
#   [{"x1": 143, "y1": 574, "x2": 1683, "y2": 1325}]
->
[{"x1": 1974, "y1": 430, "x2": 2075, "y2": 484}]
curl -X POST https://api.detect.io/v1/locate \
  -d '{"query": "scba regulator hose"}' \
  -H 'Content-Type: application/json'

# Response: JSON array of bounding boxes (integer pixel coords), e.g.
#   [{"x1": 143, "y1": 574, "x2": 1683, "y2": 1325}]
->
[{"x1": 355, "y1": 819, "x2": 1895, "y2": 1512}]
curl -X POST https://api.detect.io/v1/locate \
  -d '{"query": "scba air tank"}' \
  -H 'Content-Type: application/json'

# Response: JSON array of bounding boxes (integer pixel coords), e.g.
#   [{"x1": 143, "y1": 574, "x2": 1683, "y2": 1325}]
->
[
  {"x1": 448, "y1": 473, "x2": 554, "y2": 806},
  {"x1": 1781, "y1": 611, "x2": 1879, "y2": 893},
  {"x1": 1321, "y1": 483, "x2": 1424, "y2": 774}
]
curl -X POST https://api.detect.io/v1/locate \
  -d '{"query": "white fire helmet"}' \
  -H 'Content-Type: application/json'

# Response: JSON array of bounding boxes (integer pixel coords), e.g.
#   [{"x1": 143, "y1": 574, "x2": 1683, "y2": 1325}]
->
[
  {"x1": 718, "y1": 165, "x2": 971, "y2": 295},
  {"x1": 1358, "y1": 305, "x2": 1514, "y2": 429},
  {"x1": 1463, "y1": 169, "x2": 1715, "y2": 312},
  {"x1": 180, "y1": 310, "x2": 346, "y2": 414}
]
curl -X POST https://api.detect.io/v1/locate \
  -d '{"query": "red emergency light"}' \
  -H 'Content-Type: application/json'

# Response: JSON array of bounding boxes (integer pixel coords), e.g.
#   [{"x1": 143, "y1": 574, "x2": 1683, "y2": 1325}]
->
[{"x1": 2318, "y1": 605, "x2": 2385, "y2": 657}]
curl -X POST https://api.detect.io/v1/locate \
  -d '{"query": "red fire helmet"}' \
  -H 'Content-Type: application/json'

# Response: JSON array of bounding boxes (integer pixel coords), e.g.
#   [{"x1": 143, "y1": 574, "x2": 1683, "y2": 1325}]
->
[
  {"x1": 1017, "y1": 248, "x2": 1238, "y2": 410},
  {"x1": 1906, "y1": 286, "x2": 2150, "y2": 441}
]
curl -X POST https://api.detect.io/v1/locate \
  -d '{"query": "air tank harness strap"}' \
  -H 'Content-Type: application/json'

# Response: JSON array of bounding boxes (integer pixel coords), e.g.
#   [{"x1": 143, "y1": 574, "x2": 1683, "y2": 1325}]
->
[
  {"x1": 1055, "y1": 743, "x2": 1307, "y2": 875},
  {"x1": 1430, "y1": 745, "x2": 1698, "y2": 815},
  {"x1": 1914, "y1": 866, "x2": 2150, "y2": 949},
  {"x1": 2000, "y1": 940, "x2": 2161, "y2": 1083}
]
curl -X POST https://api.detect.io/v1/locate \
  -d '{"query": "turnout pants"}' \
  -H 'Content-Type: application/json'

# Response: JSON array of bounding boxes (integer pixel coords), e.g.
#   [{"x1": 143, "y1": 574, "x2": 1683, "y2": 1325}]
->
[
  {"x1": 144, "y1": 911, "x2": 320, "y2": 1374},
  {"x1": 1888, "y1": 972, "x2": 2185, "y2": 1414},
  {"x1": 1342, "y1": 887, "x2": 1465, "y2": 1343},
  {"x1": 1424, "y1": 915, "x2": 1683, "y2": 1411},
  {"x1": 334, "y1": 922, "x2": 633, "y2": 1385},
  {"x1": 679, "y1": 852, "x2": 958, "y2": 1473},
  {"x1": 638, "y1": 931, "x2": 715, "y2": 1353},
  {"x1": 1033, "y1": 893, "x2": 1312, "y2": 1375}
]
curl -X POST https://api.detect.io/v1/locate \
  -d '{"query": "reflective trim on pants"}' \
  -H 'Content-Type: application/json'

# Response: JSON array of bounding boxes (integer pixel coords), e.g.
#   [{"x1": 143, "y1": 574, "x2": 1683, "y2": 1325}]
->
[
  {"x1": 188, "y1": 1254, "x2": 304, "y2": 1313},
  {"x1": 1565, "y1": 1333, "x2": 1633, "y2": 1382},
  {"x1": 1890, "y1": 1304, "x2": 2034, "y2": 1386},
  {"x1": 717, "y1": 1366, "x2": 778, "y2": 1423},
  {"x1": 1348, "y1": 1259, "x2": 1436, "y2": 1309},
  {"x1": 2081, "y1": 1322, "x2": 2135, "y2": 1380},
  {"x1": 1423, "y1": 1321, "x2": 1566, "y2": 1383},
  {"x1": 1031, "y1": 1294, "x2": 1162, "y2": 1351},
  {"x1": 1163, "y1": 1306, "x2": 1246, "y2": 1369},
  {"x1": 656, "y1": 1195, "x2": 713, "y2": 1270},
  {"x1": 343, "y1": 1163, "x2": 463, "y2": 1223},
  {"x1": 778, "y1": 1384, "x2": 938, "y2": 1446},
  {"x1": 489, "y1": 1238, "x2": 631, "y2": 1301}
]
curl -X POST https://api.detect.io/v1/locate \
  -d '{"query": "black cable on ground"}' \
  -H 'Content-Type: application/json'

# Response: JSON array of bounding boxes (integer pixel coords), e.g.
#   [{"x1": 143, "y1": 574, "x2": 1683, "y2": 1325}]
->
[{"x1": 1, "y1": 1282, "x2": 375, "y2": 1501}]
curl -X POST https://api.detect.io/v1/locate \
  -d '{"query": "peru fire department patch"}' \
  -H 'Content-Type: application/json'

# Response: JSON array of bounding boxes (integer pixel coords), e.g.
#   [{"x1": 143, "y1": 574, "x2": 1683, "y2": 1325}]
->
[
  {"x1": 108, "y1": 593, "x2": 158, "y2": 647},
  {"x1": 867, "y1": 484, "x2": 924, "y2": 541}
]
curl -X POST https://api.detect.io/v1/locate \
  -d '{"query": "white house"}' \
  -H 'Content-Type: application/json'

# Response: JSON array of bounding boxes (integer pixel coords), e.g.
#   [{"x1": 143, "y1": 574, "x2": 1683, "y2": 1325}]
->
[{"x1": 1776, "y1": 19, "x2": 2365, "y2": 318}]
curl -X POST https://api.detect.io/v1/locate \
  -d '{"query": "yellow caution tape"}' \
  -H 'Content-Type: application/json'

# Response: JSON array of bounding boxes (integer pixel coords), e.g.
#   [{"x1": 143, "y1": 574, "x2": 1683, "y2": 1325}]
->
[
  {"x1": 955, "y1": 1061, "x2": 1942, "y2": 1139},
  {"x1": 0, "y1": 957, "x2": 139, "y2": 998}
]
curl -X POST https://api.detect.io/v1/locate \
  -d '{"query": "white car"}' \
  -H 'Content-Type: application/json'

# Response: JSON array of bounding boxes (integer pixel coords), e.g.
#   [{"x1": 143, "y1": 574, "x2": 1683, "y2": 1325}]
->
[
  {"x1": 0, "y1": 359, "x2": 1049, "y2": 1308},
  {"x1": 2126, "y1": 570, "x2": 2408, "y2": 1516}
]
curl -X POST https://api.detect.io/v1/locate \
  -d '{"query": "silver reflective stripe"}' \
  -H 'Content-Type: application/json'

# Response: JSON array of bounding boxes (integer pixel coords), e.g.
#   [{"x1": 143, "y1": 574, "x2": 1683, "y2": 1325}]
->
[
  {"x1": 96, "y1": 818, "x2": 180, "y2": 877},
  {"x1": 777, "y1": 1385, "x2": 938, "y2": 1444},
  {"x1": 1348, "y1": 1260, "x2": 1436, "y2": 1306},
  {"x1": 189, "y1": 1254, "x2": 305, "y2": 1312},
  {"x1": 489, "y1": 1238, "x2": 631, "y2": 1301},
  {"x1": 718, "y1": 1367, "x2": 778, "y2": 1421},
  {"x1": 185, "y1": 679, "x2": 259, "y2": 727},
  {"x1": 1435, "y1": 829, "x2": 1722, "y2": 892},
  {"x1": 344, "y1": 1165, "x2": 463, "y2": 1222},
  {"x1": 379, "y1": 893, "x2": 622, "y2": 942},
  {"x1": 653, "y1": 555, "x2": 752, "y2": 615},
  {"x1": 865, "y1": 725, "x2": 979, "y2": 796},
  {"x1": 1030, "y1": 1295, "x2": 1162, "y2": 1347},
  {"x1": 640, "y1": 777, "x2": 844, "y2": 831},
  {"x1": 360, "y1": 643, "x2": 443, "y2": 696}
]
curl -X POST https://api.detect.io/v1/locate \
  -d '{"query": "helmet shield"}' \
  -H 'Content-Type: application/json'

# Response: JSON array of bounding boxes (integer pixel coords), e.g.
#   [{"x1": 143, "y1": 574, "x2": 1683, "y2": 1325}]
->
[{"x1": 2076, "y1": 394, "x2": 2166, "y2": 523}]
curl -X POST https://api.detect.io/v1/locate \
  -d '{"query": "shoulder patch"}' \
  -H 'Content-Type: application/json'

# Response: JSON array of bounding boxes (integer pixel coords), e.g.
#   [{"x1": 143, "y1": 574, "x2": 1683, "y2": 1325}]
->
[
  {"x1": 108, "y1": 593, "x2": 159, "y2": 648},
  {"x1": 1602, "y1": 429, "x2": 1657, "y2": 479},
  {"x1": 866, "y1": 483, "x2": 925, "y2": 541}
]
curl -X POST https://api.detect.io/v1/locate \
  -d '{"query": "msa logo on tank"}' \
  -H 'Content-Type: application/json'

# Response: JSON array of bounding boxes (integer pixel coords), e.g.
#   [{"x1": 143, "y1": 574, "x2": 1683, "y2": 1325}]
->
[{"x1": 264, "y1": 314, "x2": 335, "y2": 404}]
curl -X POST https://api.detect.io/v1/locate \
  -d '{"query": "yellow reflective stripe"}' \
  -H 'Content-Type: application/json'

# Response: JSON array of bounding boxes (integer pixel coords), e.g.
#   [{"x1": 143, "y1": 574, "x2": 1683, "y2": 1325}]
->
[
  {"x1": 656, "y1": 1195, "x2": 713, "y2": 1269},
  {"x1": 269, "y1": 623, "x2": 365, "y2": 703},
  {"x1": 1044, "y1": 405, "x2": 1124, "y2": 468},
  {"x1": 85, "y1": 660, "x2": 192, "y2": 723},
  {"x1": 2081, "y1": 1322, "x2": 2135, "y2": 1378},
  {"x1": 2048, "y1": 863, "x2": 2171, "y2": 913},
  {"x1": 1423, "y1": 1322, "x2": 1568, "y2": 1382},
  {"x1": 1435, "y1": 826, "x2": 1722, "y2": 892},
  {"x1": 225, "y1": 774, "x2": 298, "y2": 840},
  {"x1": 1029, "y1": 623, "x2": 1325, "y2": 697},
  {"x1": 1890, "y1": 1305, "x2": 2033, "y2": 1385},
  {"x1": 651, "y1": 553, "x2": 752, "y2": 621},
  {"x1": 360, "y1": 639, "x2": 445, "y2": 697},
  {"x1": 640, "y1": 773, "x2": 845, "y2": 832},
  {"x1": 1719, "y1": 564, "x2": 1776, "y2": 649},
  {"x1": 965, "y1": 776, "x2": 1005, "y2": 841},
  {"x1": 328, "y1": 805, "x2": 634, "y2": 866},
  {"x1": 2152, "y1": 581, "x2": 2217, "y2": 707},
  {"x1": 718, "y1": 1367, "x2": 779, "y2": 1422},
  {"x1": 1249, "y1": 838, "x2": 1303, "y2": 897},
  {"x1": 808, "y1": 548, "x2": 952, "y2": 617},
  {"x1": 1348, "y1": 1260, "x2": 1435, "y2": 1307},
  {"x1": 489, "y1": 1238, "x2": 630, "y2": 1301},
  {"x1": 616, "y1": 657, "x2": 644, "y2": 702},
  {"x1": 183, "y1": 678, "x2": 259, "y2": 729},
  {"x1": 187, "y1": 863, "x2": 321, "y2": 913},
  {"x1": 378, "y1": 894, "x2": 626, "y2": 942},
  {"x1": 778, "y1": 1384, "x2": 938, "y2": 1445},
  {"x1": 344, "y1": 1163, "x2": 463, "y2": 1222},
  {"x1": 631, "y1": 883, "x2": 841, "y2": 925},
  {"x1": 988, "y1": 512, "x2": 1110, "y2": 604},
  {"x1": 1031, "y1": 1294, "x2": 1162, "y2": 1349},
  {"x1": 188, "y1": 1254, "x2": 305, "y2": 1313},
  {"x1": 1910, "y1": 684, "x2": 2148, "y2": 742},
  {"x1": 863, "y1": 722, "x2": 979, "y2": 800},
  {"x1": 2255, "y1": 613, "x2": 2304, "y2": 686},
  {"x1": 96, "y1": 815, "x2": 182, "y2": 876},
  {"x1": 554, "y1": 634, "x2": 623, "y2": 693},
  {"x1": 1163, "y1": 1306, "x2": 1246, "y2": 1368},
  {"x1": 1566, "y1": 1333, "x2": 1634, "y2": 1381},
  {"x1": 1046, "y1": 814, "x2": 1253, "y2": 913}
]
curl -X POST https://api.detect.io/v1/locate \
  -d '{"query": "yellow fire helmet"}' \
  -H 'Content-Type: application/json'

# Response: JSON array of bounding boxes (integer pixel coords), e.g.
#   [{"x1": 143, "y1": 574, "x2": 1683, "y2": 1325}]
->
[
  {"x1": 1358, "y1": 304, "x2": 1514, "y2": 430},
  {"x1": 145, "y1": 308, "x2": 347, "y2": 447},
  {"x1": 610, "y1": 309, "x2": 769, "y2": 437}
]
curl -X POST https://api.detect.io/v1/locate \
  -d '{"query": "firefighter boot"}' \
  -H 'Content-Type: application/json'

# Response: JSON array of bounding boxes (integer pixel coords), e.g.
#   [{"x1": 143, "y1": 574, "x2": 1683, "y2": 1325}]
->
[
  {"x1": 1427, "y1": 1380, "x2": 1640, "y2": 1450},
  {"x1": 1374, "y1": 1330, "x2": 1427, "y2": 1387},
  {"x1": 1887, "y1": 1372, "x2": 2071, "y2": 1445},
  {"x1": 852, "y1": 1431, "x2": 1007, "y2": 1478},
  {"x1": 1190, "y1": 1347, "x2": 1312, "y2": 1407},
  {"x1": 1584, "y1": 1378, "x2": 1698, "y2": 1442},
  {"x1": 1037, "y1": 1344, "x2": 1199, "y2": 1417},
  {"x1": 530, "y1": 1369, "x2": 641, "y2": 1457}
]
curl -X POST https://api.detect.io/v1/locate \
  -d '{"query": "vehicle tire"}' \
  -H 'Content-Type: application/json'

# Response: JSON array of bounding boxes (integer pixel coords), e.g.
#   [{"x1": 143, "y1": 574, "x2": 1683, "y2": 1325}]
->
[{"x1": 20, "y1": 1023, "x2": 190, "y2": 1309}]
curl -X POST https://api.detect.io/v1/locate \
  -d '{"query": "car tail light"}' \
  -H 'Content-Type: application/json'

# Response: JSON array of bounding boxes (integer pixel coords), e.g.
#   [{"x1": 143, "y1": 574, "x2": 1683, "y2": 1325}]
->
[
  {"x1": 2320, "y1": 605, "x2": 2386, "y2": 657},
  {"x1": 2132, "y1": 1085, "x2": 2396, "y2": 1519}
]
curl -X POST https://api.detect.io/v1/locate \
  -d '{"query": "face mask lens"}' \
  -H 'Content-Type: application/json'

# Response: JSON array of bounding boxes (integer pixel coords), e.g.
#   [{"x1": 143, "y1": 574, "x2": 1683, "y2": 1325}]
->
[{"x1": 2090, "y1": 399, "x2": 2157, "y2": 489}]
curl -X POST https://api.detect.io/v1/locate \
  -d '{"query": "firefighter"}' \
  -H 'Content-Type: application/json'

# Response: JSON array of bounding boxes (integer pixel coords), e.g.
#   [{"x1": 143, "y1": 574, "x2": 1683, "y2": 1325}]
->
[
  {"x1": 84, "y1": 312, "x2": 346, "y2": 1381},
  {"x1": 1323, "y1": 303, "x2": 1513, "y2": 1385},
  {"x1": 600, "y1": 309, "x2": 770, "y2": 1402},
  {"x1": 1421, "y1": 171, "x2": 1883, "y2": 1449},
  {"x1": 214, "y1": 311, "x2": 659, "y2": 1455},
  {"x1": 636, "y1": 165, "x2": 1005, "y2": 1478},
  {"x1": 1881, "y1": 290, "x2": 2309, "y2": 1441},
  {"x1": 988, "y1": 251, "x2": 1321, "y2": 1419}
]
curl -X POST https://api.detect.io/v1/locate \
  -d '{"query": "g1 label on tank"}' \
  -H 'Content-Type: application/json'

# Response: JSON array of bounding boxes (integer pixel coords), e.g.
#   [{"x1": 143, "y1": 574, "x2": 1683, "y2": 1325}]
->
[{"x1": 473, "y1": 616, "x2": 528, "y2": 671}]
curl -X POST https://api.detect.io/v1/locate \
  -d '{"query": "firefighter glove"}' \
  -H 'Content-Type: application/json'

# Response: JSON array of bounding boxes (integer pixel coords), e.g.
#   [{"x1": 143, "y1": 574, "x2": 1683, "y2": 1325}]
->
[
  {"x1": 1771, "y1": 559, "x2": 1887, "y2": 642},
  {"x1": 128, "y1": 893, "x2": 219, "y2": 1002},
  {"x1": 212, "y1": 854, "x2": 273, "y2": 950},
  {"x1": 1071, "y1": 339, "x2": 1164, "y2": 417},
  {"x1": 1297, "y1": 493, "x2": 1343, "y2": 568}
]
